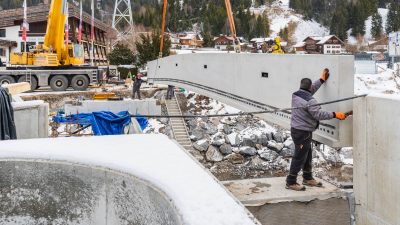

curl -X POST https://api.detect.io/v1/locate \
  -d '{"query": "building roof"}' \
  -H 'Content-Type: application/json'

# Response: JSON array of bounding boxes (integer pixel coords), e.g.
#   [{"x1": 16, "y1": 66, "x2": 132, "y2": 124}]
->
[
  {"x1": 0, "y1": 4, "x2": 108, "y2": 31},
  {"x1": 250, "y1": 37, "x2": 273, "y2": 43},
  {"x1": 303, "y1": 35, "x2": 344, "y2": 45},
  {"x1": 214, "y1": 35, "x2": 235, "y2": 41},
  {"x1": 293, "y1": 41, "x2": 305, "y2": 48}
]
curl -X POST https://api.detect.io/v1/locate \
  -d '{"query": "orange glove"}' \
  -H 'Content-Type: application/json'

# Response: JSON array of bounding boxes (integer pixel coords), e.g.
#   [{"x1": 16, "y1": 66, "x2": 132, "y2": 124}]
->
[
  {"x1": 334, "y1": 112, "x2": 346, "y2": 120},
  {"x1": 321, "y1": 68, "x2": 330, "y2": 81}
]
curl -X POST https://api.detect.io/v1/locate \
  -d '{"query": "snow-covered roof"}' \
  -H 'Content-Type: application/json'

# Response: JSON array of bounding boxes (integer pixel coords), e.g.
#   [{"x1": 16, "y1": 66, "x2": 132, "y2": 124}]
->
[
  {"x1": 303, "y1": 35, "x2": 344, "y2": 45},
  {"x1": 250, "y1": 38, "x2": 274, "y2": 43},
  {"x1": 0, "y1": 135, "x2": 258, "y2": 225},
  {"x1": 293, "y1": 41, "x2": 305, "y2": 47}
]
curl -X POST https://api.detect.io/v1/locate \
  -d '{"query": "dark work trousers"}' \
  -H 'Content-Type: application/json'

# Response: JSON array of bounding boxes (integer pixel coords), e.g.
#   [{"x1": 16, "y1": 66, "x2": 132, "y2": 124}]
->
[
  {"x1": 286, "y1": 128, "x2": 314, "y2": 185},
  {"x1": 166, "y1": 85, "x2": 174, "y2": 99},
  {"x1": 132, "y1": 84, "x2": 141, "y2": 100}
]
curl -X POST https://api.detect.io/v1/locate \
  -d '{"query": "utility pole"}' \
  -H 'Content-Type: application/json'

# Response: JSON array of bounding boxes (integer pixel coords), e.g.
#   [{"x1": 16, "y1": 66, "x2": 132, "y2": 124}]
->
[{"x1": 112, "y1": 0, "x2": 133, "y2": 48}]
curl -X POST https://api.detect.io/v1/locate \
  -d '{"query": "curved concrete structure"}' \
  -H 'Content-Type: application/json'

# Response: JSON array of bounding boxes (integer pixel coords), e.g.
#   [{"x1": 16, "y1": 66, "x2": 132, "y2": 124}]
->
[
  {"x1": 148, "y1": 53, "x2": 354, "y2": 147},
  {"x1": 0, "y1": 160, "x2": 181, "y2": 225},
  {"x1": 0, "y1": 135, "x2": 259, "y2": 225}
]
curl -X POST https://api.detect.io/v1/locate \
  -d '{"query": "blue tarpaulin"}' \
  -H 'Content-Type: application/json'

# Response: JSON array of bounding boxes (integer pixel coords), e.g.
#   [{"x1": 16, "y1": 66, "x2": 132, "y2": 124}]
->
[{"x1": 52, "y1": 111, "x2": 148, "y2": 135}]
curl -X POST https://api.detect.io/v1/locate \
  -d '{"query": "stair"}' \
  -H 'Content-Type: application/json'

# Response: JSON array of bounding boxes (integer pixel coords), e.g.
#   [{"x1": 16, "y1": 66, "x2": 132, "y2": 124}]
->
[{"x1": 165, "y1": 96, "x2": 192, "y2": 150}]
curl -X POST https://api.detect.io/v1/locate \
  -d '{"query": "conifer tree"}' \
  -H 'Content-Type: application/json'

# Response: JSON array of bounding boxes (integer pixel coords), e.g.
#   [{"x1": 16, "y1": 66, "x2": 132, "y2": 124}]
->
[{"x1": 371, "y1": 11, "x2": 383, "y2": 39}]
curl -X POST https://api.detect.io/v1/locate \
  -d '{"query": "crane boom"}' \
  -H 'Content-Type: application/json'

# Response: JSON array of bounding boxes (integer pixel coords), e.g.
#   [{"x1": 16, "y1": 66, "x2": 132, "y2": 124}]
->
[{"x1": 44, "y1": 0, "x2": 68, "y2": 61}]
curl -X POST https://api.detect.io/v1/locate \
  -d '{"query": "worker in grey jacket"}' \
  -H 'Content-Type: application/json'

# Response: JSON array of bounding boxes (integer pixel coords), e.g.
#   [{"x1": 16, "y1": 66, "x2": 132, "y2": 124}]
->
[{"x1": 286, "y1": 68, "x2": 347, "y2": 191}]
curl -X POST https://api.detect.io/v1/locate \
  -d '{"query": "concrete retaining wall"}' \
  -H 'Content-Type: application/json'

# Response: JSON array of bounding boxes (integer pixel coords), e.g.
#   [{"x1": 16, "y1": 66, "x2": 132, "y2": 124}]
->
[
  {"x1": 64, "y1": 99, "x2": 161, "y2": 116},
  {"x1": 12, "y1": 100, "x2": 49, "y2": 139},
  {"x1": 148, "y1": 53, "x2": 354, "y2": 147},
  {"x1": 353, "y1": 94, "x2": 400, "y2": 225},
  {"x1": 0, "y1": 160, "x2": 181, "y2": 225}
]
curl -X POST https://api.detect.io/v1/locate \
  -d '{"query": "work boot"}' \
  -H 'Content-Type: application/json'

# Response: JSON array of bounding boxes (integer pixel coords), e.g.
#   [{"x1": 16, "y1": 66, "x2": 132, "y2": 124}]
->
[
  {"x1": 303, "y1": 179, "x2": 323, "y2": 187},
  {"x1": 286, "y1": 183, "x2": 306, "y2": 191}
]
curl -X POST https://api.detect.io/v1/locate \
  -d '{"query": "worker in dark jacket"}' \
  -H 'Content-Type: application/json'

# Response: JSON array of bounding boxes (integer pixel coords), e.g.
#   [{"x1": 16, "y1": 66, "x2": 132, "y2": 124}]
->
[
  {"x1": 286, "y1": 68, "x2": 347, "y2": 191},
  {"x1": 132, "y1": 73, "x2": 143, "y2": 100}
]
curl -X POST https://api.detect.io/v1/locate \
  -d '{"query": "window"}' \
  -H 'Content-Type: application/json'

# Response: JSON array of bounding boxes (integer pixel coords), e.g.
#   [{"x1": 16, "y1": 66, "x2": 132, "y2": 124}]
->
[
  {"x1": 0, "y1": 48, "x2": 6, "y2": 56},
  {"x1": 21, "y1": 42, "x2": 36, "y2": 52},
  {"x1": 327, "y1": 50, "x2": 331, "y2": 53},
  {"x1": 327, "y1": 46, "x2": 331, "y2": 48},
  {"x1": 0, "y1": 29, "x2": 5, "y2": 37}
]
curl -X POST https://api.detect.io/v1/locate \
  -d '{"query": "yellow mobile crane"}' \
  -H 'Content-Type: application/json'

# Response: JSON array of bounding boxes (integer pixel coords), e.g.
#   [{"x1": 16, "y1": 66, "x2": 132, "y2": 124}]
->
[
  {"x1": 0, "y1": 0, "x2": 114, "y2": 92},
  {"x1": 10, "y1": 0, "x2": 84, "y2": 67}
]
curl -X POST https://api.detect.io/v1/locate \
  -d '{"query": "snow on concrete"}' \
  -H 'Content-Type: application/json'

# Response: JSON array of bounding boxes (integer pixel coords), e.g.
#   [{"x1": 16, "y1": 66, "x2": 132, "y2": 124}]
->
[
  {"x1": 0, "y1": 135, "x2": 258, "y2": 225},
  {"x1": 355, "y1": 64, "x2": 400, "y2": 95}
]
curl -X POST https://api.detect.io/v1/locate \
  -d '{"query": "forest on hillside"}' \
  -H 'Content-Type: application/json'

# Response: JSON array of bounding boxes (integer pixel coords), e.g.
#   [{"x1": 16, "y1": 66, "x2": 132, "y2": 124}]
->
[{"x1": 1, "y1": 0, "x2": 399, "y2": 42}]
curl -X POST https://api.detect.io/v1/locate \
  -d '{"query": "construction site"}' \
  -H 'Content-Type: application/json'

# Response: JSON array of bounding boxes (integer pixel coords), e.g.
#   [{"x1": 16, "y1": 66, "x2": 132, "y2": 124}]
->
[{"x1": 0, "y1": 0, "x2": 400, "y2": 225}]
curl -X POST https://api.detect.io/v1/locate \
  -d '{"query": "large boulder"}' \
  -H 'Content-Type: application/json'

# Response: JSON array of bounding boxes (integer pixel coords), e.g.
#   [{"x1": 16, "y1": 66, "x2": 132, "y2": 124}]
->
[
  {"x1": 211, "y1": 133, "x2": 226, "y2": 146},
  {"x1": 193, "y1": 139, "x2": 209, "y2": 152},
  {"x1": 259, "y1": 149, "x2": 279, "y2": 161},
  {"x1": 242, "y1": 134, "x2": 257, "y2": 147},
  {"x1": 248, "y1": 156, "x2": 268, "y2": 170},
  {"x1": 225, "y1": 153, "x2": 245, "y2": 164},
  {"x1": 258, "y1": 135, "x2": 270, "y2": 146},
  {"x1": 204, "y1": 123, "x2": 218, "y2": 135},
  {"x1": 239, "y1": 147, "x2": 257, "y2": 156},
  {"x1": 272, "y1": 132, "x2": 285, "y2": 143},
  {"x1": 206, "y1": 146, "x2": 224, "y2": 162},
  {"x1": 219, "y1": 143, "x2": 233, "y2": 155},
  {"x1": 227, "y1": 132, "x2": 241, "y2": 146},
  {"x1": 187, "y1": 119, "x2": 198, "y2": 130},
  {"x1": 223, "y1": 124, "x2": 232, "y2": 134},
  {"x1": 235, "y1": 123, "x2": 247, "y2": 131},
  {"x1": 283, "y1": 139, "x2": 295, "y2": 150},
  {"x1": 190, "y1": 128, "x2": 205, "y2": 141},
  {"x1": 267, "y1": 140, "x2": 284, "y2": 152},
  {"x1": 280, "y1": 148, "x2": 294, "y2": 158}
]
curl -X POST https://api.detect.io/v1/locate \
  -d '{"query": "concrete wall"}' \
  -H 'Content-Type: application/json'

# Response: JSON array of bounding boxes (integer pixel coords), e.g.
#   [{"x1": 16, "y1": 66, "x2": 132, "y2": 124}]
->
[
  {"x1": 0, "y1": 160, "x2": 182, "y2": 225},
  {"x1": 148, "y1": 53, "x2": 354, "y2": 147},
  {"x1": 12, "y1": 100, "x2": 49, "y2": 139},
  {"x1": 353, "y1": 94, "x2": 400, "y2": 225},
  {"x1": 64, "y1": 99, "x2": 161, "y2": 116}
]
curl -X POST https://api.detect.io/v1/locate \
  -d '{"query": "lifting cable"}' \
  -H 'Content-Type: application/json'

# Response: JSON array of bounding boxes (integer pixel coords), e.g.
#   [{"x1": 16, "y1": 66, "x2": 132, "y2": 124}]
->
[{"x1": 130, "y1": 94, "x2": 367, "y2": 118}]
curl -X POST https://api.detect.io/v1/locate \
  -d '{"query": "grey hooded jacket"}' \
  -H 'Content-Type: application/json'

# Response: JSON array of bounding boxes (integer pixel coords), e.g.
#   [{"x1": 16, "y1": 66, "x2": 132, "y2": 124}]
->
[{"x1": 290, "y1": 79, "x2": 335, "y2": 132}]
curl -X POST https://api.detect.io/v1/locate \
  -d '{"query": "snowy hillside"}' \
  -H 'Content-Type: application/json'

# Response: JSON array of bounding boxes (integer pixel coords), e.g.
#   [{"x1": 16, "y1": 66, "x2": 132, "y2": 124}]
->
[
  {"x1": 348, "y1": 8, "x2": 389, "y2": 44},
  {"x1": 251, "y1": 0, "x2": 329, "y2": 43}
]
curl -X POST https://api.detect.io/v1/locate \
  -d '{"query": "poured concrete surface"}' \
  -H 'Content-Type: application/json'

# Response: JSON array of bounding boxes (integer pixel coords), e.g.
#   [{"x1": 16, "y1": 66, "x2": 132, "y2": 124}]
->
[
  {"x1": 223, "y1": 177, "x2": 350, "y2": 225},
  {"x1": 0, "y1": 160, "x2": 181, "y2": 225},
  {"x1": 0, "y1": 135, "x2": 259, "y2": 225},
  {"x1": 223, "y1": 177, "x2": 344, "y2": 206},
  {"x1": 247, "y1": 198, "x2": 350, "y2": 225},
  {"x1": 353, "y1": 94, "x2": 400, "y2": 225},
  {"x1": 148, "y1": 53, "x2": 354, "y2": 147}
]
